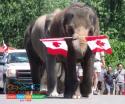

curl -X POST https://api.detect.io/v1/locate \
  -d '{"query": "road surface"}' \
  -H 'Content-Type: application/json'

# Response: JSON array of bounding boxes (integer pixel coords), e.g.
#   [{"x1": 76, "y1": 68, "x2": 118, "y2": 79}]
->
[{"x1": 0, "y1": 95, "x2": 125, "y2": 104}]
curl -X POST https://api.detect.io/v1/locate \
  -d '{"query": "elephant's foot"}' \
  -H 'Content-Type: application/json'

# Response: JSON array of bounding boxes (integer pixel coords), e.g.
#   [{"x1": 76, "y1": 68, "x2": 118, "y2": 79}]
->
[
  {"x1": 72, "y1": 84, "x2": 81, "y2": 99},
  {"x1": 64, "y1": 94, "x2": 72, "y2": 98},
  {"x1": 40, "y1": 85, "x2": 47, "y2": 92},
  {"x1": 48, "y1": 86, "x2": 59, "y2": 97},
  {"x1": 81, "y1": 89, "x2": 90, "y2": 98},
  {"x1": 64, "y1": 82, "x2": 79, "y2": 98},
  {"x1": 49, "y1": 91, "x2": 59, "y2": 97},
  {"x1": 80, "y1": 87, "x2": 90, "y2": 98},
  {"x1": 64, "y1": 92, "x2": 76, "y2": 98},
  {"x1": 72, "y1": 94, "x2": 81, "y2": 99},
  {"x1": 64, "y1": 93, "x2": 81, "y2": 99},
  {"x1": 82, "y1": 94, "x2": 89, "y2": 97},
  {"x1": 80, "y1": 83, "x2": 91, "y2": 98}
]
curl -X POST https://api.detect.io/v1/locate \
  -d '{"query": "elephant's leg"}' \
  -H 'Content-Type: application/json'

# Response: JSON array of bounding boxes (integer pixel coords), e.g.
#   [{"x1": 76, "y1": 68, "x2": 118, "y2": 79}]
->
[
  {"x1": 40, "y1": 72, "x2": 47, "y2": 92},
  {"x1": 72, "y1": 82, "x2": 81, "y2": 99},
  {"x1": 64, "y1": 52, "x2": 78, "y2": 98},
  {"x1": 46, "y1": 55, "x2": 58, "y2": 96},
  {"x1": 80, "y1": 48, "x2": 93, "y2": 97},
  {"x1": 72, "y1": 63, "x2": 83, "y2": 99},
  {"x1": 39, "y1": 64, "x2": 47, "y2": 91},
  {"x1": 57, "y1": 63, "x2": 65, "y2": 94},
  {"x1": 25, "y1": 40, "x2": 42, "y2": 93},
  {"x1": 29, "y1": 59, "x2": 41, "y2": 93}
]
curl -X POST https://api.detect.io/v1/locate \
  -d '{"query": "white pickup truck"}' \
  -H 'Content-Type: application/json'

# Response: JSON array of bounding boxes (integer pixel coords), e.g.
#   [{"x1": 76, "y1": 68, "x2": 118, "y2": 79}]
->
[{"x1": 0, "y1": 49, "x2": 32, "y2": 94}]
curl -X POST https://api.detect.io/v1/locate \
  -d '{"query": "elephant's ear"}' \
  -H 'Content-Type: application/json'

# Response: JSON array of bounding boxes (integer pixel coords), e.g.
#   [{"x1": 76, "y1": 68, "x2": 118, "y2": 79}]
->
[
  {"x1": 60, "y1": 16, "x2": 64, "y2": 35},
  {"x1": 44, "y1": 15, "x2": 53, "y2": 34},
  {"x1": 61, "y1": 13, "x2": 74, "y2": 37},
  {"x1": 89, "y1": 14, "x2": 100, "y2": 36},
  {"x1": 24, "y1": 21, "x2": 35, "y2": 48},
  {"x1": 94, "y1": 17, "x2": 100, "y2": 36}
]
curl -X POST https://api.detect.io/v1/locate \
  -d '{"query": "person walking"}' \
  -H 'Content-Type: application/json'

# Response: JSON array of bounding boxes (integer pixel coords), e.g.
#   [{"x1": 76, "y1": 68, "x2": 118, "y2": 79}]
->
[
  {"x1": 98, "y1": 65, "x2": 107, "y2": 95},
  {"x1": 104, "y1": 66, "x2": 114, "y2": 95},
  {"x1": 114, "y1": 63, "x2": 125, "y2": 95},
  {"x1": 92, "y1": 52, "x2": 105, "y2": 95}
]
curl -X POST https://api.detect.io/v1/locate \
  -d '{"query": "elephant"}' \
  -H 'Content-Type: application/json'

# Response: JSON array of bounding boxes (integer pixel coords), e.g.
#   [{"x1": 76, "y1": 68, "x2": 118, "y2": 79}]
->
[
  {"x1": 24, "y1": 2, "x2": 99, "y2": 98},
  {"x1": 24, "y1": 9, "x2": 63, "y2": 96}
]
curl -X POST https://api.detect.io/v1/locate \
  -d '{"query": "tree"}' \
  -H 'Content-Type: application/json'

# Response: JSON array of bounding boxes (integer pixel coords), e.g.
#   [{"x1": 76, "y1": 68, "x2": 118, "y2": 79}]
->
[
  {"x1": 0, "y1": 0, "x2": 71, "y2": 48},
  {"x1": 1, "y1": 0, "x2": 125, "y2": 67},
  {"x1": 0, "y1": 0, "x2": 43, "y2": 48}
]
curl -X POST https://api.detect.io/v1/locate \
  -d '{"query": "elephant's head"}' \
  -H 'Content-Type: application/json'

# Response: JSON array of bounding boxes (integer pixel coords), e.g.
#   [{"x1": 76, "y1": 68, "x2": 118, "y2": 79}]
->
[{"x1": 62, "y1": 3, "x2": 99, "y2": 58}]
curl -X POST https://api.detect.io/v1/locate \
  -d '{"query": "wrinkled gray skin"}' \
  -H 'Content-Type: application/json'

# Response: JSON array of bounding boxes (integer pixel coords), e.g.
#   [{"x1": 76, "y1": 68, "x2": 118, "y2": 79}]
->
[
  {"x1": 24, "y1": 9, "x2": 63, "y2": 96},
  {"x1": 49, "y1": 3, "x2": 99, "y2": 98},
  {"x1": 40, "y1": 62, "x2": 65, "y2": 95},
  {"x1": 24, "y1": 2, "x2": 99, "y2": 98}
]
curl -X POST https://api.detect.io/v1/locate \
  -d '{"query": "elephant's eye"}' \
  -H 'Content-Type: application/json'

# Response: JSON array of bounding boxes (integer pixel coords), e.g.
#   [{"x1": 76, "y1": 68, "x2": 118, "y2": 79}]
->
[
  {"x1": 88, "y1": 28, "x2": 94, "y2": 36},
  {"x1": 68, "y1": 25, "x2": 74, "y2": 36}
]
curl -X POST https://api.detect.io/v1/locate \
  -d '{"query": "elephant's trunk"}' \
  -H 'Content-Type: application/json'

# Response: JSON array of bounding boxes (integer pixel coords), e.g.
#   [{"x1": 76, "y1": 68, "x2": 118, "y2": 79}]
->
[
  {"x1": 72, "y1": 26, "x2": 89, "y2": 58},
  {"x1": 72, "y1": 34, "x2": 87, "y2": 59}
]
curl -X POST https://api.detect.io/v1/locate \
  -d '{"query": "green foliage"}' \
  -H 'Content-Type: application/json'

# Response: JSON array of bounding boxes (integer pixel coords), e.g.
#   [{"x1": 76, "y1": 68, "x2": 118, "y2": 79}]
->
[
  {"x1": 81, "y1": 0, "x2": 125, "y2": 39},
  {"x1": 1, "y1": 0, "x2": 125, "y2": 67},
  {"x1": 0, "y1": 0, "x2": 70, "y2": 48},
  {"x1": 80, "y1": 0, "x2": 125, "y2": 67},
  {"x1": 42, "y1": 0, "x2": 71, "y2": 13},
  {"x1": 0, "y1": 0, "x2": 43, "y2": 48},
  {"x1": 105, "y1": 39, "x2": 125, "y2": 68}
]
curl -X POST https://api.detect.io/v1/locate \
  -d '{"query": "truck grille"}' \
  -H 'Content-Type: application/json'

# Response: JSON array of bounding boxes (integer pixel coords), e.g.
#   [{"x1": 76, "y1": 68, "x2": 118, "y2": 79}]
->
[{"x1": 16, "y1": 70, "x2": 32, "y2": 83}]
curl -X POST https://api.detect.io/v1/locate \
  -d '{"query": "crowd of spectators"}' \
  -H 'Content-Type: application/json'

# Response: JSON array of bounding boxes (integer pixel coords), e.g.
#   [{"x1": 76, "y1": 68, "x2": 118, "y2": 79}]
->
[
  {"x1": 76, "y1": 52, "x2": 125, "y2": 96},
  {"x1": 93, "y1": 63, "x2": 125, "y2": 95}
]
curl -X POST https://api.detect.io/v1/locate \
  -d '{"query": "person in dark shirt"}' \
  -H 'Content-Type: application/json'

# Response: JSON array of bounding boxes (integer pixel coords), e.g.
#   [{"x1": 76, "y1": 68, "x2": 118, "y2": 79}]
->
[{"x1": 104, "y1": 66, "x2": 115, "y2": 95}]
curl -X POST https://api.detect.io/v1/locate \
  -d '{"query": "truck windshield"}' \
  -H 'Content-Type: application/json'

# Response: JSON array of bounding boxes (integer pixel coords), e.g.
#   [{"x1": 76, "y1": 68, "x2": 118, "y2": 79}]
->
[{"x1": 9, "y1": 52, "x2": 29, "y2": 63}]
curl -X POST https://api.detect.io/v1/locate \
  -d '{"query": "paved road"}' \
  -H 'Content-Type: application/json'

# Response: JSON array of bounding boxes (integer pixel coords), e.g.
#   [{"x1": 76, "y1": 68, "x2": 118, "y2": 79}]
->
[{"x1": 0, "y1": 95, "x2": 125, "y2": 104}]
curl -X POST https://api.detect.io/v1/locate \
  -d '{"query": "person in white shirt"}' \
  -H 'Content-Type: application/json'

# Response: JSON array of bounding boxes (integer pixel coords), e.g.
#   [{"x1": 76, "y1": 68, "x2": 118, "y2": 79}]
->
[
  {"x1": 114, "y1": 63, "x2": 125, "y2": 95},
  {"x1": 98, "y1": 65, "x2": 107, "y2": 94},
  {"x1": 92, "y1": 52, "x2": 105, "y2": 95}
]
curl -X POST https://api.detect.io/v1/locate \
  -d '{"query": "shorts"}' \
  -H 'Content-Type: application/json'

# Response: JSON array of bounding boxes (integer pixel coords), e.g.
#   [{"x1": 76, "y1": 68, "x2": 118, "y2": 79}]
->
[
  {"x1": 116, "y1": 82, "x2": 125, "y2": 93},
  {"x1": 94, "y1": 61, "x2": 102, "y2": 72}
]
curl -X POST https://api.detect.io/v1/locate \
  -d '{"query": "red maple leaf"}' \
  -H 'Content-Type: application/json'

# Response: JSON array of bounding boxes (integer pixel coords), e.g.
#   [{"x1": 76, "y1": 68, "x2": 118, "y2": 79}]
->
[
  {"x1": 96, "y1": 40, "x2": 105, "y2": 47},
  {"x1": 53, "y1": 42, "x2": 61, "y2": 47}
]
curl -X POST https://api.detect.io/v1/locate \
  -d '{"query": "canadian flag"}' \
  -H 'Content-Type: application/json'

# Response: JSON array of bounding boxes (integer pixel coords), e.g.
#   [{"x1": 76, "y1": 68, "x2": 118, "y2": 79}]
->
[
  {"x1": 85, "y1": 35, "x2": 112, "y2": 54},
  {"x1": 40, "y1": 38, "x2": 68, "y2": 57}
]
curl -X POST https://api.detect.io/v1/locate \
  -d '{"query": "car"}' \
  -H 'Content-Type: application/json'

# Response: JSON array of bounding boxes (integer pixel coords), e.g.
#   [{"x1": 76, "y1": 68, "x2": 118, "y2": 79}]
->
[
  {"x1": 0, "y1": 49, "x2": 32, "y2": 94},
  {"x1": 0, "y1": 47, "x2": 16, "y2": 91}
]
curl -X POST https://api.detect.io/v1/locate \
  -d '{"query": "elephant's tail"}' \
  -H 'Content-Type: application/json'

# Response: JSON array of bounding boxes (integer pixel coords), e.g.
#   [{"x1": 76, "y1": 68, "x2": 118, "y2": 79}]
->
[{"x1": 24, "y1": 21, "x2": 35, "y2": 48}]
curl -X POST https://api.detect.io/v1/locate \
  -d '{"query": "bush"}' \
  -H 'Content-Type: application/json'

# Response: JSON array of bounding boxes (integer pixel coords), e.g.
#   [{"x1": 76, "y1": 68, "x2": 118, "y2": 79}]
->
[{"x1": 105, "y1": 39, "x2": 125, "y2": 68}]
